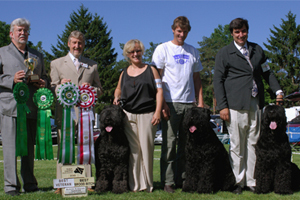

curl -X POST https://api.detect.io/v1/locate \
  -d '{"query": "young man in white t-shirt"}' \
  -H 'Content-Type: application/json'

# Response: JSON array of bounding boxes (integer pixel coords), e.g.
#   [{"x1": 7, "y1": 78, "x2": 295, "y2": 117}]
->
[{"x1": 152, "y1": 16, "x2": 204, "y2": 193}]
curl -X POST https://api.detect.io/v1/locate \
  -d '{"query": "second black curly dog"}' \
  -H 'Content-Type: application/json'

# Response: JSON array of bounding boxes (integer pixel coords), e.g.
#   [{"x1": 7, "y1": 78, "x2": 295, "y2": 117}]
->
[
  {"x1": 255, "y1": 105, "x2": 300, "y2": 194},
  {"x1": 182, "y1": 107, "x2": 236, "y2": 193},
  {"x1": 94, "y1": 105, "x2": 129, "y2": 194}
]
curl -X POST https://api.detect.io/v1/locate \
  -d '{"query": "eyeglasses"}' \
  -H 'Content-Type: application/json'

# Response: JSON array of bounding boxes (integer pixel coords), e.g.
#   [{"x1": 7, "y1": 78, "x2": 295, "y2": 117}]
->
[
  {"x1": 127, "y1": 50, "x2": 142, "y2": 54},
  {"x1": 16, "y1": 28, "x2": 29, "y2": 34}
]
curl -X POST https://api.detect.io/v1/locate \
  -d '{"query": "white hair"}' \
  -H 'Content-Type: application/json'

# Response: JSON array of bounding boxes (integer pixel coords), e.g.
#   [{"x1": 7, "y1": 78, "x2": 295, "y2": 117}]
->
[{"x1": 10, "y1": 18, "x2": 30, "y2": 33}]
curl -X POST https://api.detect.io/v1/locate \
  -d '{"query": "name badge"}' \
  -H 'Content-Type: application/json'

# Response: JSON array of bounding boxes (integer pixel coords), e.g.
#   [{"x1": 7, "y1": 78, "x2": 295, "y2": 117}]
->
[{"x1": 261, "y1": 62, "x2": 270, "y2": 72}]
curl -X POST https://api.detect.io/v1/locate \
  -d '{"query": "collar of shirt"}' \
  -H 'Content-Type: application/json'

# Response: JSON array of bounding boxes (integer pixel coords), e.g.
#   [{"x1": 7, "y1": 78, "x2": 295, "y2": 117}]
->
[
  {"x1": 68, "y1": 52, "x2": 89, "y2": 68},
  {"x1": 234, "y1": 41, "x2": 248, "y2": 54},
  {"x1": 12, "y1": 42, "x2": 28, "y2": 59},
  {"x1": 68, "y1": 52, "x2": 81, "y2": 63}
]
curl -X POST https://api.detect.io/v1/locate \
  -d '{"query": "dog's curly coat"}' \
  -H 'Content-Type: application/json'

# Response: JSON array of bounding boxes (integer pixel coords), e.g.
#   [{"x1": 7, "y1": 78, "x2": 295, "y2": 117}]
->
[
  {"x1": 94, "y1": 105, "x2": 129, "y2": 194},
  {"x1": 255, "y1": 105, "x2": 300, "y2": 194},
  {"x1": 182, "y1": 107, "x2": 236, "y2": 193}
]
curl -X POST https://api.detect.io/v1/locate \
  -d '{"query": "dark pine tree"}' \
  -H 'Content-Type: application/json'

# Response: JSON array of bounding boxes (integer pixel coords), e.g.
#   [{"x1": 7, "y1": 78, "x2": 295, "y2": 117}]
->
[
  {"x1": 0, "y1": 21, "x2": 10, "y2": 47},
  {"x1": 264, "y1": 11, "x2": 300, "y2": 99}
]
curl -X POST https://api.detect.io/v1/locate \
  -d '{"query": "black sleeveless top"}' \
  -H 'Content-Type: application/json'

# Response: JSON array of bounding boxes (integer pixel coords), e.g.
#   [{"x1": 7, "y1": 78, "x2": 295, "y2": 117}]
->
[{"x1": 120, "y1": 65, "x2": 156, "y2": 114}]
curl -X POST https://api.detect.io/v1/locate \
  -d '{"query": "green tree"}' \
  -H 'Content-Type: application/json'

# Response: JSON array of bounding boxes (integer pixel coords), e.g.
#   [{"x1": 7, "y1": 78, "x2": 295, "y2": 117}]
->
[
  {"x1": 113, "y1": 43, "x2": 128, "y2": 72},
  {"x1": 0, "y1": 21, "x2": 10, "y2": 47},
  {"x1": 143, "y1": 42, "x2": 160, "y2": 64},
  {"x1": 197, "y1": 24, "x2": 233, "y2": 113},
  {"x1": 264, "y1": 11, "x2": 300, "y2": 101},
  {"x1": 50, "y1": 5, "x2": 119, "y2": 112}
]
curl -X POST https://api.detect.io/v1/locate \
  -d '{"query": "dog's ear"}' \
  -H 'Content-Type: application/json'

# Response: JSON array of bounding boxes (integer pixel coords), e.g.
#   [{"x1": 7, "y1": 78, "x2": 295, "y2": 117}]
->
[
  {"x1": 120, "y1": 107, "x2": 126, "y2": 118},
  {"x1": 205, "y1": 108, "x2": 211, "y2": 117},
  {"x1": 203, "y1": 108, "x2": 211, "y2": 121}
]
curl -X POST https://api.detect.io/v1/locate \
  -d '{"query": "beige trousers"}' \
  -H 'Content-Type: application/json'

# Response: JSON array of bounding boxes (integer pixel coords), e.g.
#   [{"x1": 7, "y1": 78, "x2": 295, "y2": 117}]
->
[
  {"x1": 123, "y1": 110, "x2": 156, "y2": 192},
  {"x1": 226, "y1": 97, "x2": 261, "y2": 187}
]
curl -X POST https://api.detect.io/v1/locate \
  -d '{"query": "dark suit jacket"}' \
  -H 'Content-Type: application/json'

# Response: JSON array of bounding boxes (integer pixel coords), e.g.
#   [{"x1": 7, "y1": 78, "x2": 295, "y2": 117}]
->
[
  {"x1": 213, "y1": 41, "x2": 281, "y2": 110},
  {"x1": 0, "y1": 43, "x2": 48, "y2": 119}
]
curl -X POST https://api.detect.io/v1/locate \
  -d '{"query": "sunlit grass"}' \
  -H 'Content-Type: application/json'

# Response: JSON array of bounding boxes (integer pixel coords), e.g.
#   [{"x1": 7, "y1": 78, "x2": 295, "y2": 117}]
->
[{"x1": 1, "y1": 144, "x2": 300, "y2": 199}]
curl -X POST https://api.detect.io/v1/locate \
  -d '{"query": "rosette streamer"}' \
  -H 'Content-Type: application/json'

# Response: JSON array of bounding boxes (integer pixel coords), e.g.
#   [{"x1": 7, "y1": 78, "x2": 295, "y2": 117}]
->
[
  {"x1": 13, "y1": 82, "x2": 30, "y2": 156},
  {"x1": 57, "y1": 82, "x2": 79, "y2": 164},
  {"x1": 77, "y1": 85, "x2": 97, "y2": 164},
  {"x1": 33, "y1": 88, "x2": 54, "y2": 160}
]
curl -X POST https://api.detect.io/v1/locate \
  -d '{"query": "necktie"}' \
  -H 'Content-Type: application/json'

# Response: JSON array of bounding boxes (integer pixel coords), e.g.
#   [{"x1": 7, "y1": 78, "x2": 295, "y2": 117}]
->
[
  {"x1": 242, "y1": 47, "x2": 258, "y2": 97},
  {"x1": 74, "y1": 58, "x2": 80, "y2": 71}
]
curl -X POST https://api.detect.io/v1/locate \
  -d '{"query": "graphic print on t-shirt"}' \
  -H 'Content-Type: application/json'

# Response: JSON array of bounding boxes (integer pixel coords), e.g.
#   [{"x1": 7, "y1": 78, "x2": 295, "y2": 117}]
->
[{"x1": 173, "y1": 54, "x2": 190, "y2": 65}]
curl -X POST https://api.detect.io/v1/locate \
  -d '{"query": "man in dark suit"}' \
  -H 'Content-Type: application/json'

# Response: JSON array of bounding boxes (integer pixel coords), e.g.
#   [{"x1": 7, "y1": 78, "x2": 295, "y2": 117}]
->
[
  {"x1": 0, "y1": 18, "x2": 48, "y2": 196},
  {"x1": 213, "y1": 18, "x2": 283, "y2": 194}
]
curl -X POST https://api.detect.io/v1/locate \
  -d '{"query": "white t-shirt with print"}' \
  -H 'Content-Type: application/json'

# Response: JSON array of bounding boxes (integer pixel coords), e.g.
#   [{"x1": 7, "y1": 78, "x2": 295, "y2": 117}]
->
[{"x1": 152, "y1": 41, "x2": 203, "y2": 103}]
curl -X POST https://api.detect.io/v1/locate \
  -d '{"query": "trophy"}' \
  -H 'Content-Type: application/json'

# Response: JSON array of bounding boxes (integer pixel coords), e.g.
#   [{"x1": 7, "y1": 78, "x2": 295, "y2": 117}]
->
[{"x1": 24, "y1": 57, "x2": 39, "y2": 83}]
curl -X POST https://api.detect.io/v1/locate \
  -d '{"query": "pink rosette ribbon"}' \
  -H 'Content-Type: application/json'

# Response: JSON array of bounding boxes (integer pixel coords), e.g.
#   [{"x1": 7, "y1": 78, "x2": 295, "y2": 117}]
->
[{"x1": 77, "y1": 85, "x2": 97, "y2": 164}]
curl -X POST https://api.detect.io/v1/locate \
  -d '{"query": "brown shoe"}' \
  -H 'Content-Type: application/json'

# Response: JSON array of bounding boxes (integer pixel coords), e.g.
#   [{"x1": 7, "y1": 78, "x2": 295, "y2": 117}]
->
[
  {"x1": 164, "y1": 185, "x2": 175, "y2": 193},
  {"x1": 54, "y1": 188, "x2": 61, "y2": 194}
]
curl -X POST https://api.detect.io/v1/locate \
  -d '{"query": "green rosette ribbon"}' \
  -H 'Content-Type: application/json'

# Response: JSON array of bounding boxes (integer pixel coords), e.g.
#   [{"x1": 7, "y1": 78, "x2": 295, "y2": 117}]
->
[
  {"x1": 57, "y1": 82, "x2": 79, "y2": 164},
  {"x1": 13, "y1": 82, "x2": 30, "y2": 157},
  {"x1": 33, "y1": 88, "x2": 54, "y2": 160}
]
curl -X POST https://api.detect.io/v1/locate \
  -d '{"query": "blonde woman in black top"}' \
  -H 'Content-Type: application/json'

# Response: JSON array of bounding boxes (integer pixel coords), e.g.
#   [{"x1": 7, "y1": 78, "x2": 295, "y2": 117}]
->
[{"x1": 113, "y1": 39, "x2": 163, "y2": 192}]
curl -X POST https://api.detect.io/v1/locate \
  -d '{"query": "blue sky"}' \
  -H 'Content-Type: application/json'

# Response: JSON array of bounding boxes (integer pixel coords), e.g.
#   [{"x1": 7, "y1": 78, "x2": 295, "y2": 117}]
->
[{"x1": 1, "y1": 0, "x2": 300, "y2": 61}]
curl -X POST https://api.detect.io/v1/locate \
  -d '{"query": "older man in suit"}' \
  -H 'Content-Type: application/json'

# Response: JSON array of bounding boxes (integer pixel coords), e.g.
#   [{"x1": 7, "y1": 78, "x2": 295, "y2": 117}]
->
[
  {"x1": 50, "y1": 30, "x2": 103, "y2": 194},
  {"x1": 0, "y1": 18, "x2": 48, "y2": 196},
  {"x1": 213, "y1": 18, "x2": 283, "y2": 194}
]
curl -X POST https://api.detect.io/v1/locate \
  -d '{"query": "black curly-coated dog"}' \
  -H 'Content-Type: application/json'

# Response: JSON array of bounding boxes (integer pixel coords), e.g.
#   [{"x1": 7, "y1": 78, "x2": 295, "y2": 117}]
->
[
  {"x1": 255, "y1": 105, "x2": 300, "y2": 194},
  {"x1": 94, "y1": 105, "x2": 129, "y2": 194},
  {"x1": 182, "y1": 107, "x2": 236, "y2": 193}
]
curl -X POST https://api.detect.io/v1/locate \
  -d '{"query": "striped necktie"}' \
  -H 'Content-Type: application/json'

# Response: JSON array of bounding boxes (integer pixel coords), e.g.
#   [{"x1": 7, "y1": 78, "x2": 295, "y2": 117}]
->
[
  {"x1": 74, "y1": 58, "x2": 80, "y2": 71},
  {"x1": 242, "y1": 47, "x2": 258, "y2": 97}
]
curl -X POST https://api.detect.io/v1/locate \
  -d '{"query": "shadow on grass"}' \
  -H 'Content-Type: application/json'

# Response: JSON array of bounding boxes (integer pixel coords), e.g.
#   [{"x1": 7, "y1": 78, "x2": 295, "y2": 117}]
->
[
  {"x1": 153, "y1": 181, "x2": 162, "y2": 190},
  {"x1": 39, "y1": 186, "x2": 55, "y2": 192}
]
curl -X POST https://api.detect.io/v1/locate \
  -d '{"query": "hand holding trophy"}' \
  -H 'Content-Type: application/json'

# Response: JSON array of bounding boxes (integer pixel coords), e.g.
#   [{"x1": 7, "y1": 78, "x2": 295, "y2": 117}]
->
[{"x1": 24, "y1": 57, "x2": 39, "y2": 83}]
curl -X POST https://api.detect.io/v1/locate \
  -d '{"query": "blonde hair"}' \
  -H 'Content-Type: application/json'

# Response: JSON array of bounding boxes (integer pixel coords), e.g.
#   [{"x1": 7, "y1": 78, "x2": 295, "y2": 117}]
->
[{"x1": 123, "y1": 39, "x2": 145, "y2": 63}]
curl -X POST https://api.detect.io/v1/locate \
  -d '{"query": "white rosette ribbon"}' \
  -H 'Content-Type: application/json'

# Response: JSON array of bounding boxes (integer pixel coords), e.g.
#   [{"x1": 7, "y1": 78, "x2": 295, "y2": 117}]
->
[{"x1": 57, "y1": 82, "x2": 79, "y2": 164}]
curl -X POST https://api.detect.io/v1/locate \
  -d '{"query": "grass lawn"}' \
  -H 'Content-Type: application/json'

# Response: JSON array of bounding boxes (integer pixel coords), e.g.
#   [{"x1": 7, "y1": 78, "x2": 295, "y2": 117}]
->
[{"x1": 1, "y1": 144, "x2": 300, "y2": 199}]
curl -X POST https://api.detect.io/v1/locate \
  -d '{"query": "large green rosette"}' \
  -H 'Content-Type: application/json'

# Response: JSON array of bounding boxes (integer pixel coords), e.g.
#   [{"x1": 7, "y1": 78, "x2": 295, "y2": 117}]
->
[
  {"x1": 57, "y1": 82, "x2": 79, "y2": 164},
  {"x1": 13, "y1": 82, "x2": 30, "y2": 156},
  {"x1": 33, "y1": 88, "x2": 54, "y2": 160}
]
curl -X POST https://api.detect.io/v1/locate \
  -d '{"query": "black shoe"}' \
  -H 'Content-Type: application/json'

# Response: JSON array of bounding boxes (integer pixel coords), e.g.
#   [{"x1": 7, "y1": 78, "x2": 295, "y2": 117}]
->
[
  {"x1": 6, "y1": 190, "x2": 20, "y2": 196},
  {"x1": 25, "y1": 187, "x2": 41, "y2": 193},
  {"x1": 232, "y1": 186, "x2": 242, "y2": 194},
  {"x1": 247, "y1": 186, "x2": 255, "y2": 193},
  {"x1": 164, "y1": 185, "x2": 175, "y2": 193},
  {"x1": 175, "y1": 184, "x2": 182, "y2": 189}
]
